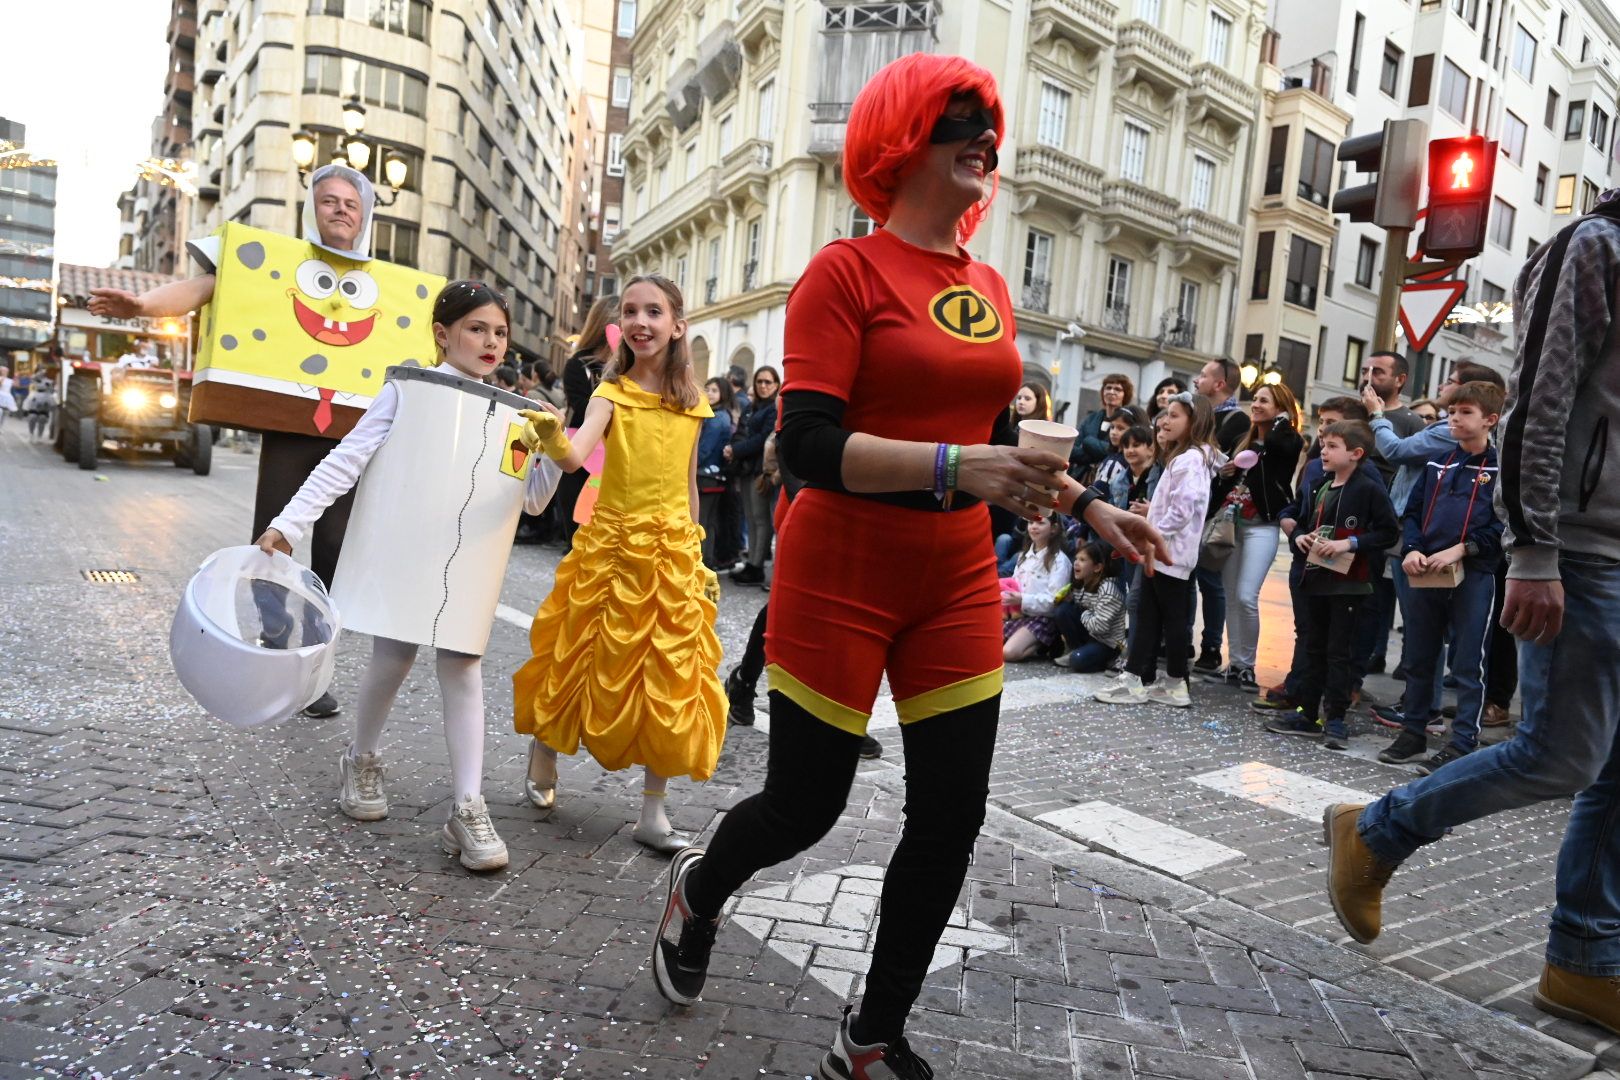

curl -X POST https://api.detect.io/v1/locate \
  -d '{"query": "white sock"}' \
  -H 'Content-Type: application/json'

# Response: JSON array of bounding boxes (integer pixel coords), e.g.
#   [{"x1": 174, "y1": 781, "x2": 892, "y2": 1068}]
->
[
  {"x1": 637, "y1": 769, "x2": 671, "y2": 834},
  {"x1": 435, "y1": 648, "x2": 485, "y2": 803},
  {"x1": 350, "y1": 637, "x2": 418, "y2": 757}
]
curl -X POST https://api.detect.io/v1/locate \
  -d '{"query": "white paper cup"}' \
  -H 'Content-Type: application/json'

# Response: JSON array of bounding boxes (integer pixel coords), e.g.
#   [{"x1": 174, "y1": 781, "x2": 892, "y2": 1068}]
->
[{"x1": 1016, "y1": 419, "x2": 1077, "y2": 515}]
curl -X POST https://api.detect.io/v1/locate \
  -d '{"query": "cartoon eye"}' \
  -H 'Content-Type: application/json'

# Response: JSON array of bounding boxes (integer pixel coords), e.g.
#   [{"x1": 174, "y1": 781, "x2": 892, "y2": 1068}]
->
[
  {"x1": 295, "y1": 259, "x2": 339, "y2": 299},
  {"x1": 337, "y1": 269, "x2": 379, "y2": 309}
]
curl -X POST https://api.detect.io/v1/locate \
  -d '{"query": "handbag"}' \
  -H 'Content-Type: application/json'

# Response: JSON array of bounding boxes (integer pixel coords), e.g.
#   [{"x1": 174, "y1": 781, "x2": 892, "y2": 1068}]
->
[{"x1": 1197, "y1": 503, "x2": 1237, "y2": 572}]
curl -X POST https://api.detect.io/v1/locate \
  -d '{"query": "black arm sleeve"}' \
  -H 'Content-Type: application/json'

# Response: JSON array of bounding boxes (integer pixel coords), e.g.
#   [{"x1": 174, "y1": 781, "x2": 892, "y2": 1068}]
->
[
  {"x1": 777, "y1": 390, "x2": 853, "y2": 490},
  {"x1": 562, "y1": 355, "x2": 594, "y2": 428}
]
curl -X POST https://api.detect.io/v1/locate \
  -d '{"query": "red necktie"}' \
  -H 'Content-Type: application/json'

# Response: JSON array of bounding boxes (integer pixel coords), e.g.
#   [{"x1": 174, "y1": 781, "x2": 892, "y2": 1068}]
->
[{"x1": 312, "y1": 387, "x2": 335, "y2": 434}]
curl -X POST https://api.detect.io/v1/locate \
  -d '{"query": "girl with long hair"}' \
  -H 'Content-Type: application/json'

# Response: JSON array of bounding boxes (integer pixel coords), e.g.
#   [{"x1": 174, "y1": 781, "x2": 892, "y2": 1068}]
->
[
  {"x1": 554, "y1": 293, "x2": 622, "y2": 546},
  {"x1": 1002, "y1": 512, "x2": 1072, "y2": 661},
  {"x1": 1207, "y1": 383, "x2": 1304, "y2": 689},
  {"x1": 1054, "y1": 541, "x2": 1129, "y2": 672},
  {"x1": 512, "y1": 276, "x2": 725, "y2": 854},
  {"x1": 1096, "y1": 391, "x2": 1219, "y2": 709},
  {"x1": 647, "y1": 54, "x2": 1164, "y2": 1080},
  {"x1": 254, "y1": 281, "x2": 562, "y2": 871}
]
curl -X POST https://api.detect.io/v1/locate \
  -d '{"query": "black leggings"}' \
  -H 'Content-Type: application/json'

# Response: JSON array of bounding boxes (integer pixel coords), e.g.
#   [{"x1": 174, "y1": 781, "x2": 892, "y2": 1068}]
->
[
  {"x1": 685, "y1": 692, "x2": 999, "y2": 1045},
  {"x1": 1124, "y1": 573, "x2": 1194, "y2": 682},
  {"x1": 733, "y1": 604, "x2": 769, "y2": 694}
]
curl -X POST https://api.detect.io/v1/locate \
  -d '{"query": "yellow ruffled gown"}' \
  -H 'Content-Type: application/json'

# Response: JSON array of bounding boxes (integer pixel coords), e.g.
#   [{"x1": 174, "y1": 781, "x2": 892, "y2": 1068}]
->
[{"x1": 512, "y1": 376, "x2": 726, "y2": 781}]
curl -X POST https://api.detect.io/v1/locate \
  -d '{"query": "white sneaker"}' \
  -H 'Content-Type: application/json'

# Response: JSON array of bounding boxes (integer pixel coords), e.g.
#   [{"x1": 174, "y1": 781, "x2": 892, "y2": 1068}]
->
[
  {"x1": 442, "y1": 794, "x2": 509, "y2": 871},
  {"x1": 1094, "y1": 672, "x2": 1149, "y2": 704},
  {"x1": 338, "y1": 748, "x2": 387, "y2": 820},
  {"x1": 1147, "y1": 678, "x2": 1193, "y2": 708}
]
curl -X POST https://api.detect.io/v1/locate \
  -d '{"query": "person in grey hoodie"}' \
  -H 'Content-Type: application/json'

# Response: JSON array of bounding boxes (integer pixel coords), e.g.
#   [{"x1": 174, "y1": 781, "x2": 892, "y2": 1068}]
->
[
  {"x1": 1321, "y1": 192, "x2": 1620, "y2": 1039},
  {"x1": 88, "y1": 164, "x2": 377, "y2": 719}
]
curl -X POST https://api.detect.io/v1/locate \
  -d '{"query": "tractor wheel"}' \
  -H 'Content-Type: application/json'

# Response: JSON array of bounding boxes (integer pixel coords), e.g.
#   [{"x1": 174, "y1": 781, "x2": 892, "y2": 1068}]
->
[
  {"x1": 78, "y1": 417, "x2": 99, "y2": 471},
  {"x1": 60, "y1": 373, "x2": 98, "y2": 463},
  {"x1": 189, "y1": 425, "x2": 212, "y2": 476}
]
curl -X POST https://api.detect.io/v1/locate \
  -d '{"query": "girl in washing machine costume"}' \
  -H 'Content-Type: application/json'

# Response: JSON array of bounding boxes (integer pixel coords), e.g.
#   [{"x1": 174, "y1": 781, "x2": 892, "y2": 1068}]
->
[
  {"x1": 255, "y1": 280, "x2": 563, "y2": 872},
  {"x1": 511, "y1": 273, "x2": 726, "y2": 856}
]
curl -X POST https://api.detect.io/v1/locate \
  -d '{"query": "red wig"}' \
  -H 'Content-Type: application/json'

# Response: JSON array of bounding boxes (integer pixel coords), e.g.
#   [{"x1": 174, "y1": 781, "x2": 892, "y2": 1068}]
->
[{"x1": 844, "y1": 53, "x2": 1004, "y2": 246}]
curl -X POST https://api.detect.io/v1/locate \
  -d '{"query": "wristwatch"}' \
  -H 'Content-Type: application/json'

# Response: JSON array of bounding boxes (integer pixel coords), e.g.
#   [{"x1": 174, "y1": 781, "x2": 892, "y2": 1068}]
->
[{"x1": 1073, "y1": 483, "x2": 1107, "y2": 518}]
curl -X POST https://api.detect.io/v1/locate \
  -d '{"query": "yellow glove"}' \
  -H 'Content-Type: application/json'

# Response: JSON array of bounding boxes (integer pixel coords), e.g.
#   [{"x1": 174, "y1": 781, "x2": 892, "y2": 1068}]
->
[
  {"x1": 518, "y1": 409, "x2": 572, "y2": 460},
  {"x1": 701, "y1": 566, "x2": 721, "y2": 607}
]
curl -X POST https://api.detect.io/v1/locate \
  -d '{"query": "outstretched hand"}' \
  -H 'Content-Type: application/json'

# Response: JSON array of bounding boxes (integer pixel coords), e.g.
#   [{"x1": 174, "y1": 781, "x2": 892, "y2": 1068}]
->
[
  {"x1": 88, "y1": 288, "x2": 142, "y2": 320},
  {"x1": 1083, "y1": 499, "x2": 1171, "y2": 576},
  {"x1": 518, "y1": 408, "x2": 572, "y2": 460}
]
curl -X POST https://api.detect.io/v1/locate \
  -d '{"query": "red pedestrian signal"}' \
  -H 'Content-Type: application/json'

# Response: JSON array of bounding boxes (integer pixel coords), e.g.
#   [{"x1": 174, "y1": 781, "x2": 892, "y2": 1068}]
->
[{"x1": 1422, "y1": 136, "x2": 1496, "y2": 260}]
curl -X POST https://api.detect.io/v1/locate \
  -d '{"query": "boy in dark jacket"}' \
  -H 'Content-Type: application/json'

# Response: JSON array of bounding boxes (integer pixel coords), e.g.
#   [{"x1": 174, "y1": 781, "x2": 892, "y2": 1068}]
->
[
  {"x1": 1377, "y1": 381, "x2": 1505, "y2": 772},
  {"x1": 1266, "y1": 420, "x2": 1398, "y2": 748}
]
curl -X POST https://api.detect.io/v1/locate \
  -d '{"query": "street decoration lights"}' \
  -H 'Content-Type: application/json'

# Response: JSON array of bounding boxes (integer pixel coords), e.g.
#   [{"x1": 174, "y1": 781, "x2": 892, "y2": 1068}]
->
[{"x1": 292, "y1": 98, "x2": 408, "y2": 205}]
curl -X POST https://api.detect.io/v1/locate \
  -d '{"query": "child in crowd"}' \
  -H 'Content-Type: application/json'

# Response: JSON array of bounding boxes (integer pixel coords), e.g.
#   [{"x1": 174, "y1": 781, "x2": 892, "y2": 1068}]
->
[
  {"x1": 255, "y1": 281, "x2": 562, "y2": 871},
  {"x1": 1095, "y1": 392, "x2": 1219, "y2": 708},
  {"x1": 1052, "y1": 541, "x2": 1128, "y2": 672},
  {"x1": 1091, "y1": 406, "x2": 1145, "y2": 492},
  {"x1": 1003, "y1": 513, "x2": 1073, "y2": 661},
  {"x1": 1109, "y1": 423, "x2": 1161, "y2": 652},
  {"x1": 1252, "y1": 397, "x2": 1370, "y2": 714},
  {"x1": 1264, "y1": 420, "x2": 1397, "y2": 749},
  {"x1": 512, "y1": 274, "x2": 726, "y2": 856},
  {"x1": 1377, "y1": 381, "x2": 1505, "y2": 773}
]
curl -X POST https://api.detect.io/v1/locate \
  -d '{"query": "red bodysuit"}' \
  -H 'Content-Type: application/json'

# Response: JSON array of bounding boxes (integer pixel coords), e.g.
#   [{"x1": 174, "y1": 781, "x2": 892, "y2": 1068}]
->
[{"x1": 765, "y1": 227, "x2": 1023, "y2": 733}]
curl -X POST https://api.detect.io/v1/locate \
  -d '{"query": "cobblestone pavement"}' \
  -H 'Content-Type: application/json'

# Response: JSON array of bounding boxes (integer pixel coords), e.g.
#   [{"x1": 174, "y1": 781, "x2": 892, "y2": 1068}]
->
[{"x1": 0, "y1": 432, "x2": 1610, "y2": 1079}]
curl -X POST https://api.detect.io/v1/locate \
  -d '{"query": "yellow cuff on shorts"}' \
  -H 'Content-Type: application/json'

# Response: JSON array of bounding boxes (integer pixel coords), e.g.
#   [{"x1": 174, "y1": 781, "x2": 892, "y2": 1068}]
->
[
  {"x1": 894, "y1": 667, "x2": 1004, "y2": 725},
  {"x1": 766, "y1": 664, "x2": 872, "y2": 736}
]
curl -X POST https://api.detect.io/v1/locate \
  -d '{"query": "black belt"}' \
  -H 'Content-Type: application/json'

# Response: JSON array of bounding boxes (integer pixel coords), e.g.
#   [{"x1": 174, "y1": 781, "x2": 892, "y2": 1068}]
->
[{"x1": 802, "y1": 483, "x2": 984, "y2": 512}]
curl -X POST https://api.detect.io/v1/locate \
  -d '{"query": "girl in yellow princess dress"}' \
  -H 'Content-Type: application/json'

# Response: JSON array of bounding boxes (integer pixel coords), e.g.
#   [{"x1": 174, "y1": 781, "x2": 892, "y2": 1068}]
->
[{"x1": 512, "y1": 274, "x2": 726, "y2": 854}]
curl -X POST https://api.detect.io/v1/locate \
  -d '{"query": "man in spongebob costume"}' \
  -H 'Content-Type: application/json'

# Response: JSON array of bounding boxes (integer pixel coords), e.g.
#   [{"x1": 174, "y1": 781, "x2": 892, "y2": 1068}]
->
[{"x1": 91, "y1": 164, "x2": 442, "y2": 718}]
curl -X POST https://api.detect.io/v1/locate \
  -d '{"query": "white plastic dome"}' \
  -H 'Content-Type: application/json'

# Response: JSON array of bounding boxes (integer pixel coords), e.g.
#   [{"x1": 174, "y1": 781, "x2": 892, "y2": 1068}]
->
[{"x1": 170, "y1": 546, "x2": 341, "y2": 728}]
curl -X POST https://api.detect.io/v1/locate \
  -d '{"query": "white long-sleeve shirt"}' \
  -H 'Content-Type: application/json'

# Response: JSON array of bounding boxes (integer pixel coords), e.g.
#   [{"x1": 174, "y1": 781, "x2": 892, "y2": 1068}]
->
[
  {"x1": 1011, "y1": 544, "x2": 1073, "y2": 617},
  {"x1": 269, "y1": 378, "x2": 562, "y2": 546}
]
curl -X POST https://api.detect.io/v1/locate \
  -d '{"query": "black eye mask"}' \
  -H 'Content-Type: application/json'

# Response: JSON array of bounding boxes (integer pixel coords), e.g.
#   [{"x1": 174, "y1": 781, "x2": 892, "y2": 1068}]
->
[{"x1": 929, "y1": 109, "x2": 999, "y2": 172}]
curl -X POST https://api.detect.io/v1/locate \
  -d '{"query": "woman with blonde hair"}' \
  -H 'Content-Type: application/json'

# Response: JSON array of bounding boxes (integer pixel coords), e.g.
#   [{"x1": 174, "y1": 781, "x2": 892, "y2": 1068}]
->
[{"x1": 1206, "y1": 382, "x2": 1304, "y2": 689}]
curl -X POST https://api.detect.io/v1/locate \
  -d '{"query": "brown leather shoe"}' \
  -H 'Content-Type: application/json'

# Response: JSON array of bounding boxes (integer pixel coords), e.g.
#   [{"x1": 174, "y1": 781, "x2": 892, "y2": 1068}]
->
[
  {"x1": 1323, "y1": 803, "x2": 1396, "y2": 944},
  {"x1": 1481, "y1": 702, "x2": 1511, "y2": 727},
  {"x1": 1534, "y1": 963, "x2": 1620, "y2": 1036}
]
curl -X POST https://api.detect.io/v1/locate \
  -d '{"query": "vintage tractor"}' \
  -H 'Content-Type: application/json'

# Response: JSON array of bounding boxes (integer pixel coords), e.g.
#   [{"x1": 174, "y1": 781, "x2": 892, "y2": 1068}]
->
[{"x1": 56, "y1": 360, "x2": 211, "y2": 474}]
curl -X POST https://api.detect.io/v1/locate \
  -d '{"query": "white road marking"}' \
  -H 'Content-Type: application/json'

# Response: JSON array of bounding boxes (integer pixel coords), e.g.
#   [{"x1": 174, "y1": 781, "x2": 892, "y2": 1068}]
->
[
  {"x1": 1191, "y1": 762, "x2": 1380, "y2": 821},
  {"x1": 746, "y1": 670, "x2": 1114, "y2": 734},
  {"x1": 495, "y1": 603, "x2": 532, "y2": 629},
  {"x1": 1035, "y1": 801, "x2": 1244, "y2": 877}
]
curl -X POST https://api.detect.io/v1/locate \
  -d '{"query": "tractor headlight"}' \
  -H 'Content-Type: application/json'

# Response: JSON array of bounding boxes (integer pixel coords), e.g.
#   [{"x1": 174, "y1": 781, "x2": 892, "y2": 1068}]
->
[
  {"x1": 159, "y1": 392, "x2": 178, "y2": 410},
  {"x1": 118, "y1": 386, "x2": 149, "y2": 412}
]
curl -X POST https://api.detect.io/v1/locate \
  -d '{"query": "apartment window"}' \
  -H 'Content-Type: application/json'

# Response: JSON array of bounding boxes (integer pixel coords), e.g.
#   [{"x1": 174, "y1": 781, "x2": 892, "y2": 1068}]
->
[
  {"x1": 606, "y1": 133, "x2": 624, "y2": 177},
  {"x1": 850, "y1": 207, "x2": 875, "y2": 238},
  {"x1": 683, "y1": 141, "x2": 698, "y2": 184},
  {"x1": 603, "y1": 205, "x2": 621, "y2": 244},
  {"x1": 1439, "y1": 58, "x2": 1469, "y2": 120},
  {"x1": 477, "y1": 126, "x2": 494, "y2": 166},
  {"x1": 1137, "y1": 0, "x2": 1161, "y2": 24},
  {"x1": 634, "y1": 185, "x2": 646, "y2": 216},
  {"x1": 1120, "y1": 120, "x2": 1149, "y2": 184},
  {"x1": 1480, "y1": 280, "x2": 1506, "y2": 306},
  {"x1": 1490, "y1": 197, "x2": 1515, "y2": 248},
  {"x1": 718, "y1": 112, "x2": 734, "y2": 156},
  {"x1": 1582, "y1": 37, "x2": 1591, "y2": 61},
  {"x1": 1205, "y1": 10, "x2": 1231, "y2": 66},
  {"x1": 1285, "y1": 235, "x2": 1323, "y2": 309},
  {"x1": 1105, "y1": 256, "x2": 1132, "y2": 316},
  {"x1": 1037, "y1": 82, "x2": 1070, "y2": 150},
  {"x1": 367, "y1": 0, "x2": 429, "y2": 40},
  {"x1": 706, "y1": 236, "x2": 721, "y2": 284},
  {"x1": 1263, "y1": 125, "x2": 1288, "y2": 196},
  {"x1": 1276, "y1": 338, "x2": 1312, "y2": 393},
  {"x1": 1189, "y1": 155, "x2": 1215, "y2": 211},
  {"x1": 1546, "y1": 88, "x2": 1561, "y2": 130},
  {"x1": 1592, "y1": 106, "x2": 1611, "y2": 151},
  {"x1": 1557, "y1": 10, "x2": 1568, "y2": 46},
  {"x1": 1354, "y1": 237, "x2": 1378, "y2": 288},
  {"x1": 1502, "y1": 110, "x2": 1527, "y2": 164},
  {"x1": 1535, "y1": 164, "x2": 1549, "y2": 206},
  {"x1": 1379, "y1": 41, "x2": 1403, "y2": 98},
  {"x1": 1251, "y1": 231, "x2": 1274, "y2": 299},
  {"x1": 1348, "y1": 14, "x2": 1365, "y2": 94},
  {"x1": 617, "y1": 0, "x2": 637, "y2": 36},
  {"x1": 756, "y1": 79, "x2": 775, "y2": 141},
  {"x1": 1511, "y1": 24, "x2": 1537, "y2": 81},
  {"x1": 1408, "y1": 54, "x2": 1433, "y2": 107},
  {"x1": 309, "y1": 0, "x2": 344, "y2": 12},
  {"x1": 1299, "y1": 131, "x2": 1334, "y2": 207},
  {"x1": 1177, "y1": 280, "x2": 1200, "y2": 332},
  {"x1": 675, "y1": 253, "x2": 688, "y2": 290},
  {"x1": 1023, "y1": 229, "x2": 1053, "y2": 312},
  {"x1": 1583, "y1": 179, "x2": 1600, "y2": 214},
  {"x1": 611, "y1": 68, "x2": 631, "y2": 108},
  {"x1": 1567, "y1": 100, "x2": 1586, "y2": 140},
  {"x1": 1343, "y1": 337, "x2": 1367, "y2": 386}
]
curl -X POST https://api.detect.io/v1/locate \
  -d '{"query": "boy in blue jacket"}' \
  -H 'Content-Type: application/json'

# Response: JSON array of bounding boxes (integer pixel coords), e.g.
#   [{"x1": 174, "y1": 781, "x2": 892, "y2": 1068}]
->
[{"x1": 1377, "y1": 381, "x2": 1506, "y2": 772}]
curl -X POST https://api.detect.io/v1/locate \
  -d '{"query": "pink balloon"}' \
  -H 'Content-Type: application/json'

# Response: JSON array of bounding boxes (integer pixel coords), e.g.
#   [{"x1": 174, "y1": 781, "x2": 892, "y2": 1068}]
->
[
  {"x1": 604, "y1": 324, "x2": 622, "y2": 351},
  {"x1": 1233, "y1": 449, "x2": 1259, "y2": 470}
]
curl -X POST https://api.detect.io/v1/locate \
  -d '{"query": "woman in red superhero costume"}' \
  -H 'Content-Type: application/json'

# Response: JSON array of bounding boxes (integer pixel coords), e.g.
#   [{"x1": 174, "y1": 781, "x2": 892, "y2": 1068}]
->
[{"x1": 648, "y1": 55, "x2": 1168, "y2": 1080}]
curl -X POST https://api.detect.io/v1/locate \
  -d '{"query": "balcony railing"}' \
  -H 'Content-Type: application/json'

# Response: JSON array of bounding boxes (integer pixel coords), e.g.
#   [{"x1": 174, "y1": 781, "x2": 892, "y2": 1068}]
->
[
  {"x1": 1102, "y1": 180, "x2": 1179, "y2": 237},
  {"x1": 1116, "y1": 20, "x2": 1193, "y2": 92},
  {"x1": 809, "y1": 102, "x2": 852, "y2": 161},
  {"x1": 1189, "y1": 61, "x2": 1258, "y2": 127},
  {"x1": 1015, "y1": 144, "x2": 1105, "y2": 210},
  {"x1": 1102, "y1": 303, "x2": 1130, "y2": 333},
  {"x1": 1029, "y1": 0, "x2": 1117, "y2": 51},
  {"x1": 1167, "y1": 319, "x2": 1197, "y2": 349},
  {"x1": 1283, "y1": 280, "x2": 1319, "y2": 309},
  {"x1": 1021, "y1": 277, "x2": 1051, "y2": 313}
]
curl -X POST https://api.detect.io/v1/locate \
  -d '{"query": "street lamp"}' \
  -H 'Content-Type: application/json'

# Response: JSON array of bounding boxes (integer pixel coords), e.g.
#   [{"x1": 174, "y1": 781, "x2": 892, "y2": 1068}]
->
[{"x1": 291, "y1": 98, "x2": 407, "y2": 205}]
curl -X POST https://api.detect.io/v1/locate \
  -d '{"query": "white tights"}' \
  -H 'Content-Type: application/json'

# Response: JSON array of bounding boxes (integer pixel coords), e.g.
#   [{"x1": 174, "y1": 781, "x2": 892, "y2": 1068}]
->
[{"x1": 350, "y1": 636, "x2": 485, "y2": 802}]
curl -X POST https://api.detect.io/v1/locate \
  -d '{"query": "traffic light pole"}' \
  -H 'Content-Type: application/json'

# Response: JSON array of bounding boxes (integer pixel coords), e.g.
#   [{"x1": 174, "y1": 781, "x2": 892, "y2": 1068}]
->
[{"x1": 1374, "y1": 226, "x2": 1411, "y2": 353}]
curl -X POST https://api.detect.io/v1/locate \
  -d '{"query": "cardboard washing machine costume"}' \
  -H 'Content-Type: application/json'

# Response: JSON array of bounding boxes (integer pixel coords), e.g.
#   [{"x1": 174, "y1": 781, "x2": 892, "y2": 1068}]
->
[{"x1": 271, "y1": 365, "x2": 562, "y2": 655}]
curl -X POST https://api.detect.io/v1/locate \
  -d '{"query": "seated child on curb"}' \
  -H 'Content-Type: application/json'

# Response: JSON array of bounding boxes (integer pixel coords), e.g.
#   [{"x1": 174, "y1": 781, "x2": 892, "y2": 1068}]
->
[
  {"x1": 1003, "y1": 513, "x2": 1073, "y2": 661},
  {"x1": 1052, "y1": 541, "x2": 1128, "y2": 672}
]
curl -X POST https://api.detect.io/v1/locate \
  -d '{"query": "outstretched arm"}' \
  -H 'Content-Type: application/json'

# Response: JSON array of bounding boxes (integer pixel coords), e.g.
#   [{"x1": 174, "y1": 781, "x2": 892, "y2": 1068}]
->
[{"x1": 88, "y1": 275, "x2": 215, "y2": 319}]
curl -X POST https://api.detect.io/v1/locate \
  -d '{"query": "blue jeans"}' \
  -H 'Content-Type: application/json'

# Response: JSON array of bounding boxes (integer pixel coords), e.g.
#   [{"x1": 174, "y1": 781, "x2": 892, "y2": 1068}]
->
[
  {"x1": 1187, "y1": 564, "x2": 1225, "y2": 656},
  {"x1": 1359, "y1": 552, "x2": 1620, "y2": 976},
  {"x1": 994, "y1": 534, "x2": 1019, "y2": 577},
  {"x1": 1399, "y1": 567, "x2": 1495, "y2": 750}
]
